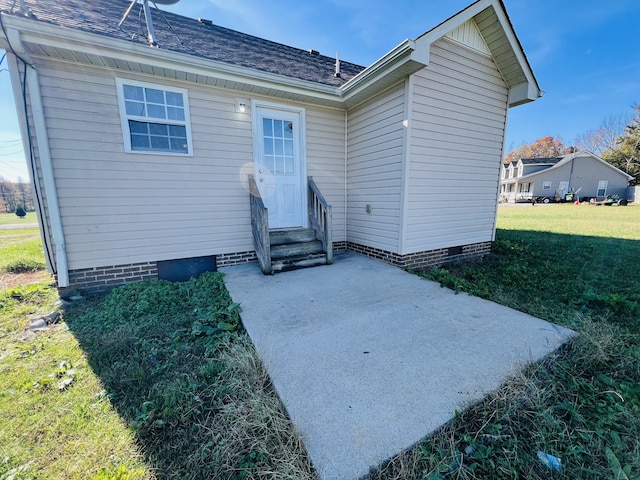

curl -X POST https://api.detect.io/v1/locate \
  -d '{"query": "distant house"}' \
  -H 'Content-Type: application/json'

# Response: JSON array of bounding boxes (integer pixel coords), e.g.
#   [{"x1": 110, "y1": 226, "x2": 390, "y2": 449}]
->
[
  {"x1": 500, "y1": 151, "x2": 633, "y2": 203},
  {"x1": 0, "y1": 0, "x2": 541, "y2": 294}
]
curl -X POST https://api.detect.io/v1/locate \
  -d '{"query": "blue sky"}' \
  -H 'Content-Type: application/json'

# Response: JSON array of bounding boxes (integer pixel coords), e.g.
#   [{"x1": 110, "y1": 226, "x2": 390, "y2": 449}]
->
[{"x1": 1, "y1": 0, "x2": 639, "y2": 181}]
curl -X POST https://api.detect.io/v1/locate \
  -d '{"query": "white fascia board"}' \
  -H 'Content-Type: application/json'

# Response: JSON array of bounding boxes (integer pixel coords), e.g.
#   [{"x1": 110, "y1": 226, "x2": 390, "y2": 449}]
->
[
  {"x1": 413, "y1": 0, "x2": 542, "y2": 106},
  {"x1": 339, "y1": 39, "x2": 419, "y2": 99},
  {"x1": 508, "y1": 81, "x2": 540, "y2": 107},
  {"x1": 489, "y1": 1, "x2": 541, "y2": 98},
  {"x1": 5, "y1": 15, "x2": 342, "y2": 103},
  {"x1": 414, "y1": 0, "x2": 493, "y2": 46}
]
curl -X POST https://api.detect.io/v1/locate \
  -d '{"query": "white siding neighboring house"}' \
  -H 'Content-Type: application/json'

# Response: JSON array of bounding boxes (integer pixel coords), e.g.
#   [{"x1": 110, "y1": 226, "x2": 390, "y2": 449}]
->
[
  {"x1": 0, "y1": 0, "x2": 542, "y2": 294},
  {"x1": 500, "y1": 151, "x2": 633, "y2": 203}
]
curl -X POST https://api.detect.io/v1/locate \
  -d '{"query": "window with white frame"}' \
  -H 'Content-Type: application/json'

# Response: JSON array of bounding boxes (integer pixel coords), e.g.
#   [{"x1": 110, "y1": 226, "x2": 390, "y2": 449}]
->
[
  {"x1": 508, "y1": 165, "x2": 514, "y2": 178},
  {"x1": 116, "y1": 79, "x2": 192, "y2": 155},
  {"x1": 519, "y1": 182, "x2": 531, "y2": 193},
  {"x1": 501, "y1": 166, "x2": 506, "y2": 179},
  {"x1": 542, "y1": 181, "x2": 552, "y2": 190},
  {"x1": 517, "y1": 163, "x2": 523, "y2": 177},
  {"x1": 597, "y1": 180, "x2": 608, "y2": 197}
]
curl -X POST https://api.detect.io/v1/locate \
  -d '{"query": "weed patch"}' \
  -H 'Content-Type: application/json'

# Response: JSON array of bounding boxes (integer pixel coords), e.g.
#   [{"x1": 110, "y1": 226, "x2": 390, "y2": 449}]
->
[{"x1": 64, "y1": 272, "x2": 315, "y2": 479}]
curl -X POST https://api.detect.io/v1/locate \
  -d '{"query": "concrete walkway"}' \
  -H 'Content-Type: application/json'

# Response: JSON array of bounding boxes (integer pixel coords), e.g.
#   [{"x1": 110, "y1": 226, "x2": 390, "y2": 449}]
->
[{"x1": 221, "y1": 252, "x2": 575, "y2": 480}]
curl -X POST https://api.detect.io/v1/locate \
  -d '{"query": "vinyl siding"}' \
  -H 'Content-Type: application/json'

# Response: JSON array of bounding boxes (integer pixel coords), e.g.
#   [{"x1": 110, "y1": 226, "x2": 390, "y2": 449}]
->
[
  {"x1": 306, "y1": 108, "x2": 347, "y2": 243},
  {"x1": 36, "y1": 59, "x2": 345, "y2": 270},
  {"x1": 527, "y1": 154, "x2": 630, "y2": 199},
  {"x1": 346, "y1": 83, "x2": 405, "y2": 252},
  {"x1": 403, "y1": 38, "x2": 508, "y2": 253}
]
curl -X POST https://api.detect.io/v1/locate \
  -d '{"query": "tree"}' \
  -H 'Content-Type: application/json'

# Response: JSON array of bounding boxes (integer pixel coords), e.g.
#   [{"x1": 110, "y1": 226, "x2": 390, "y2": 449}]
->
[
  {"x1": 504, "y1": 136, "x2": 568, "y2": 163},
  {"x1": 602, "y1": 105, "x2": 640, "y2": 185},
  {"x1": 573, "y1": 113, "x2": 632, "y2": 156},
  {"x1": 15, "y1": 205, "x2": 26, "y2": 218},
  {"x1": 15, "y1": 177, "x2": 33, "y2": 212},
  {"x1": 0, "y1": 176, "x2": 18, "y2": 213}
]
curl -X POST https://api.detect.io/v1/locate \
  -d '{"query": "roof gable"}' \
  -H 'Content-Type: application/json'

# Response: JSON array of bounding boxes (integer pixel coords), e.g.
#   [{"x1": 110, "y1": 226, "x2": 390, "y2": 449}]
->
[
  {"x1": 0, "y1": 0, "x2": 540, "y2": 110},
  {"x1": 445, "y1": 19, "x2": 491, "y2": 56},
  {"x1": 414, "y1": 0, "x2": 541, "y2": 107},
  {"x1": 514, "y1": 151, "x2": 633, "y2": 181}
]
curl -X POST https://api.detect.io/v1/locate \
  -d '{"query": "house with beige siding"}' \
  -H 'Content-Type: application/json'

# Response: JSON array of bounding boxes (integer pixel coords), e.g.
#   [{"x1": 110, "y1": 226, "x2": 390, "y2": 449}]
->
[
  {"x1": 500, "y1": 151, "x2": 633, "y2": 203},
  {"x1": 0, "y1": 0, "x2": 541, "y2": 294}
]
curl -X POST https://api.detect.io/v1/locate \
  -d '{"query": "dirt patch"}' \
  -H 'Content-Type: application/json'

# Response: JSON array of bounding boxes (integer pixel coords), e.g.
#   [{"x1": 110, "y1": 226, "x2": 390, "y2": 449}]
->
[{"x1": 0, "y1": 271, "x2": 53, "y2": 290}]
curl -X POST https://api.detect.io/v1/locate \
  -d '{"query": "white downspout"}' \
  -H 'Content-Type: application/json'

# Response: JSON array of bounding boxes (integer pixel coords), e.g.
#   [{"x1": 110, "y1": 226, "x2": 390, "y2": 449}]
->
[
  {"x1": 344, "y1": 109, "x2": 348, "y2": 243},
  {"x1": 6, "y1": 27, "x2": 69, "y2": 286}
]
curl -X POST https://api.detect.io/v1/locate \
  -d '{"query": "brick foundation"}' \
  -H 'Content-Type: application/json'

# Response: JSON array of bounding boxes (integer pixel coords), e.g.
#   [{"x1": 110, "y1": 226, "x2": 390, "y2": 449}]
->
[
  {"x1": 56, "y1": 243, "x2": 490, "y2": 296},
  {"x1": 344, "y1": 241, "x2": 491, "y2": 270},
  {"x1": 58, "y1": 261, "x2": 158, "y2": 297},
  {"x1": 215, "y1": 250, "x2": 257, "y2": 266}
]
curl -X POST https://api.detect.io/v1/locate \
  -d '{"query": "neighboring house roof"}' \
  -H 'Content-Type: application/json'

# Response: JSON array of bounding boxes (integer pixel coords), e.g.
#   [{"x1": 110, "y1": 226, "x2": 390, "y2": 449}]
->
[
  {"x1": 502, "y1": 151, "x2": 634, "y2": 183},
  {"x1": 520, "y1": 157, "x2": 562, "y2": 165},
  {"x1": 0, "y1": 0, "x2": 542, "y2": 109}
]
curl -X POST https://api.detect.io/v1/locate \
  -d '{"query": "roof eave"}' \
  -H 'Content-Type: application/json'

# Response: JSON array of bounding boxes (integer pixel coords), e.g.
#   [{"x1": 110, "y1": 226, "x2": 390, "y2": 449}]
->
[
  {"x1": 339, "y1": 39, "x2": 426, "y2": 109},
  {"x1": 1, "y1": 13, "x2": 348, "y2": 108},
  {"x1": 414, "y1": 0, "x2": 542, "y2": 108}
]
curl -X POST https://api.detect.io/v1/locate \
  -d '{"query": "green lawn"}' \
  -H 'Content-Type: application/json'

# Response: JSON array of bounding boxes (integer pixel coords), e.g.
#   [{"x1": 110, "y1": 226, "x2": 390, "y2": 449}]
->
[
  {"x1": 0, "y1": 227, "x2": 45, "y2": 273},
  {"x1": 1, "y1": 204, "x2": 639, "y2": 479},
  {"x1": 370, "y1": 203, "x2": 640, "y2": 479},
  {"x1": 0, "y1": 212, "x2": 38, "y2": 225}
]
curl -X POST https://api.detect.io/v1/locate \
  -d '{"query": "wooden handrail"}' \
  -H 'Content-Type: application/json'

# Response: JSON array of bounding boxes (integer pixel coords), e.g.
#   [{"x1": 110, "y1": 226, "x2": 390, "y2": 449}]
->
[
  {"x1": 308, "y1": 176, "x2": 333, "y2": 264},
  {"x1": 249, "y1": 175, "x2": 272, "y2": 274}
]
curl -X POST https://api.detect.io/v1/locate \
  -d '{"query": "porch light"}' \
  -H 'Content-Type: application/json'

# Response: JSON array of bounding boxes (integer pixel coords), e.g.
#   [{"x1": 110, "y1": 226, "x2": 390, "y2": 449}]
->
[{"x1": 235, "y1": 98, "x2": 249, "y2": 113}]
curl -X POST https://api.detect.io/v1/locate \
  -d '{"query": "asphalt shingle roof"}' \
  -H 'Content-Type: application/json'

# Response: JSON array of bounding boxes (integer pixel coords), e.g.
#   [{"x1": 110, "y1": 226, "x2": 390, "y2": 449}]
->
[
  {"x1": 0, "y1": 0, "x2": 365, "y2": 86},
  {"x1": 520, "y1": 157, "x2": 562, "y2": 165}
]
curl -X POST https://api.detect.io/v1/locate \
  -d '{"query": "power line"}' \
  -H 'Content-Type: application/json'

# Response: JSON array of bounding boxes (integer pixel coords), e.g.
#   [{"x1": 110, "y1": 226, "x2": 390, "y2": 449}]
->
[{"x1": 0, "y1": 148, "x2": 25, "y2": 156}]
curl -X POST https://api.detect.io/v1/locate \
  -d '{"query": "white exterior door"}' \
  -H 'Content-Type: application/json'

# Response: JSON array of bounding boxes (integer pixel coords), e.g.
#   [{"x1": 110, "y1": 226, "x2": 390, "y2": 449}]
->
[
  {"x1": 558, "y1": 181, "x2": 569, "y2": 197},
  {"x1": 253, "y1": 104, "x2": 306, "y2": 229}
]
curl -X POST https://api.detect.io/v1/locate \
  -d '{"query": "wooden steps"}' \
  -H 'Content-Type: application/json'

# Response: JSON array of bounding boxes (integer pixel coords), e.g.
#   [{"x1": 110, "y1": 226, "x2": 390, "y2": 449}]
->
[{"x1": 269, "y1": 228, "x2": 328, "y2": 273}]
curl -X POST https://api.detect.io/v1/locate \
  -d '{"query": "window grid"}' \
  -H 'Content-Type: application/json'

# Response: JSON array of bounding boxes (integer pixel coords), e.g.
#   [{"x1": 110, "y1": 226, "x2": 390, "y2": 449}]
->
[
  {"x1": 597, "y1": 180, "x2": 608, "y2": 197},
  {"x1": 117, "y1": 79, "x2": 191, "y2": 155},
  {"x1": 262, "y1": 118, "x2": 294, "y2": 174},
  {"x1": 542, "y1": 181, "x2": 552, "y2": 190}
]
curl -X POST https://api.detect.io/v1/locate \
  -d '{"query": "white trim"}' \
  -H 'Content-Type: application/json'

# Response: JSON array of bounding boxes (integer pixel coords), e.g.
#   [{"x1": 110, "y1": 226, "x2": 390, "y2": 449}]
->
[
  {"x1": 4, "y1": 26, "x2": 69, "y2": 286},
  {"x1": 115, "y1": 77, "x2": 193, "y2": 156},
  {"x1": 597, "y1": 180, "x2": 608, "y2": 197},
  {"x1": 398, "y1": 77, "x2": 412, "y2": 255},
  {"x1": 251, "y1": 100, "x2": 308, "y2": 229}
]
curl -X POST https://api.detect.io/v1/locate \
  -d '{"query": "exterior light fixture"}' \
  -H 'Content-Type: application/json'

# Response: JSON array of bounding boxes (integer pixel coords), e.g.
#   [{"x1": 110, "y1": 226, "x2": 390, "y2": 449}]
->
[{"x1": 235, "y1": 98, "x2": 249, "y2": 113}]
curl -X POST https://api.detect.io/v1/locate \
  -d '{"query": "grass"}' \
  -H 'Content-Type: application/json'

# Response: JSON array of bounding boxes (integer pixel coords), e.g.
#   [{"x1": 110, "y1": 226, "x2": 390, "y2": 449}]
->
[
  {"x1": 0, "y1": 212, "x2": 38, "y2": 225},
  {"x1": 0, "y1": 227, "x2": 45, "y2": 273},
  {"x1": 366, "y1": 204, "x2": 640, "y2": 479},
  {"x1": 1, "y1": 273, "x2": 314, "y2": 479},
  {"x1": 2, "y1": 203, "x2": 639, "y2": 479}
]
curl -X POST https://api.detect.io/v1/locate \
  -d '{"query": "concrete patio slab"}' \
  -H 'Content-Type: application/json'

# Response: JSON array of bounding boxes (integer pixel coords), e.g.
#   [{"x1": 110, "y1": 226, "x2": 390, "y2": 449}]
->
[{"x1": 221, "y1": 252, "x2": 575, "y2": 480}]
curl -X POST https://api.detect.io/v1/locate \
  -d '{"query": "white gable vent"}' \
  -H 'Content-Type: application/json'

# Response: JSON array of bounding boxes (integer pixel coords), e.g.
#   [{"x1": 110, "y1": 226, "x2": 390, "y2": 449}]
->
[{"x1": 446, "y1": 19, "x2": 491, "y2": 56}]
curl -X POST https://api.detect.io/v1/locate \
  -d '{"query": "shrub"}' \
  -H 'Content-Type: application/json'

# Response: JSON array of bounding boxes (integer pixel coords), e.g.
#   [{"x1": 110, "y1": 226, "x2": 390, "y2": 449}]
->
[{"x1": 15, "y1": 205, "x2": 26, "y2": 218}]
